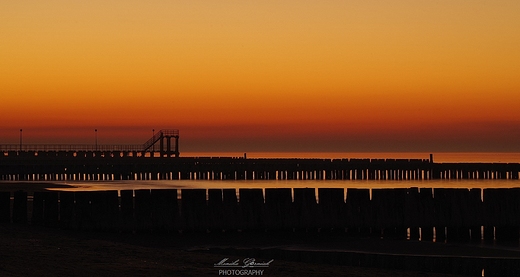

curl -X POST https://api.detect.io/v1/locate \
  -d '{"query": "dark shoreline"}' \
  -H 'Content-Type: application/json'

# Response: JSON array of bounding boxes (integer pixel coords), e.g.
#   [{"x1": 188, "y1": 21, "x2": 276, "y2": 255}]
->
[
  {"x1": 0, "y1": 181, "x2": 520, "y2": 277},
  {"x1": 0, "y1": 223, "x2": 499, "y2": 277},
  {"x1": 0, "y1": 181, "x2": 75, "y2": 193}
]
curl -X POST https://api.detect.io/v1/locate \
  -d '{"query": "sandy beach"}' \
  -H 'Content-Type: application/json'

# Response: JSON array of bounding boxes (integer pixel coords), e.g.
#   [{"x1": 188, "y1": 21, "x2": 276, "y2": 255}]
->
[
  {"x1": 0, "y1": 182, "x2": 74, "y2": 194},
  {"x1": 0, "y1": 223, "x2": 474, "y2": 277},
  {"x1": 1, "y1": 182, "x2": 519, "y2": 276}
]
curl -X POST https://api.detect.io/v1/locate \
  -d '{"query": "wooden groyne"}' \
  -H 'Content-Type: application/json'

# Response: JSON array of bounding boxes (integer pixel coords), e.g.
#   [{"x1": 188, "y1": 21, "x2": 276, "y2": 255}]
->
[
  {"x1": 2, "y1": 188, "x2": 520, "y2": 241},
  {"x1": 1, "y1": 153, "x2": 520, "y2": 181},
  {"x1": 2, "y1": 188, "x2": 520, "y2": 276}
]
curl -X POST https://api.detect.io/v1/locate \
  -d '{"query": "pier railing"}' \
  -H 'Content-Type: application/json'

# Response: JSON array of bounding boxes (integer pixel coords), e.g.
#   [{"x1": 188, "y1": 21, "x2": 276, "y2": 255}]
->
[
  {"x1": 142, "y1": 129, "x2": 179, "y2": 152},
  {"x1": 0, "y1": 144, "x2": 144, "y2": 152},
  {"x1": 0, "y1": 129, "x2": 179, "y2": 153}
]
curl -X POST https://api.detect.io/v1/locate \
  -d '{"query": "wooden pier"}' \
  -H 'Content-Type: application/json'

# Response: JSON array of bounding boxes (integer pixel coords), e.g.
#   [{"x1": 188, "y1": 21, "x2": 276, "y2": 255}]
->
[{"x1": 1, "y1": 152, "x2": 520, "y2": 181}]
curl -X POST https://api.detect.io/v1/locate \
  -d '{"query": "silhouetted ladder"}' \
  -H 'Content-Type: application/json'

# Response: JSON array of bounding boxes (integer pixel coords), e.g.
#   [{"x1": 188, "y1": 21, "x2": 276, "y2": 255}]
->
[{"x1": 143, "y1": 129, "x2": 179, "y2": 157}]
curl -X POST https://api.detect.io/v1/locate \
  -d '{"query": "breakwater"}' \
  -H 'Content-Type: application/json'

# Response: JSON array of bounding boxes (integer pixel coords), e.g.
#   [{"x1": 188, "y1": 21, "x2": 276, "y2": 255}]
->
[
  {"x1": 2, "y1": 188, "x2": 520, "y2": 276},
  {"x1": 1, "y1": 153, "x2": 520, "y2": 181},
  {"x1": 2, "y1": 188, "x2": 520, "y2": 241}
]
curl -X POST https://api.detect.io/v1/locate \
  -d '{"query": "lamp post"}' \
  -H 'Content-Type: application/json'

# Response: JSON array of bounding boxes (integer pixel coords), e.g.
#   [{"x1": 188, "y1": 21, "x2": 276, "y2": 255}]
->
[
  {"x1": 19, "y1": 129, "x2": 22, "y2": 151},
  {"x1": 95, "y1": 129, "x2": 98, "y2": 151},
  {"x1": 152, "y1": 129, "x2": 155, "y2": 152}
]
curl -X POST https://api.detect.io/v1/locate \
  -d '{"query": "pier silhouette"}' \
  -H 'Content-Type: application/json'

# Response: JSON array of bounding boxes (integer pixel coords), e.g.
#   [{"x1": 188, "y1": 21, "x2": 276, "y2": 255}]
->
[
  {"x1": 3, "y1": 130, "x2": 520, "y2": 275},
  {"x1": 1, "y1": 129, "x2": 179, "y2": 157},
  {"x1": 2, "y1": 128, "x2": 519, "y2": 182},
  {"x1": 1, "y1": 154, "x2": 519, "y2": 182}
]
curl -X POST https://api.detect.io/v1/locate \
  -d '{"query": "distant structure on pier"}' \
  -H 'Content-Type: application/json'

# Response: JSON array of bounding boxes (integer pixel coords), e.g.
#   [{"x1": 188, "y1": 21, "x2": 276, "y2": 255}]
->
[
  {"x1": 0, "y1": 129, "x2": 180, "y2": 158},
  {"x1": 142, "y1": 129, "x2": 180, "y2": 157}
]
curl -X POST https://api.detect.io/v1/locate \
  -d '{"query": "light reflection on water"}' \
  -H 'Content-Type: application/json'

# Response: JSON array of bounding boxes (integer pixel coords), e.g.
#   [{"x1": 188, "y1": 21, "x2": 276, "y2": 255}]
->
[
  {"x1": 47, "y1": 179, "x2": 520, "y2": 192},
  {"x1": 36, "y1": 152, "x2": 520, "y2": 192}
]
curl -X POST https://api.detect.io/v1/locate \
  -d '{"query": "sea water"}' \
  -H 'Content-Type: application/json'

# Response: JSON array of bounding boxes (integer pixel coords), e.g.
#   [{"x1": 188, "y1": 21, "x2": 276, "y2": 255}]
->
[{"x1": 42, "y1": 152, "x2": 520, "y2": 193}]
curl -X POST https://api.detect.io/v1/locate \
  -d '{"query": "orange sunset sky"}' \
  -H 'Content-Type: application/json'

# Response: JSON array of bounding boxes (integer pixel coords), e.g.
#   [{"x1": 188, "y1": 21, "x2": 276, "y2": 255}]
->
[{"x1": 1, "y1": 1, "x2": 519, "y2": 152}]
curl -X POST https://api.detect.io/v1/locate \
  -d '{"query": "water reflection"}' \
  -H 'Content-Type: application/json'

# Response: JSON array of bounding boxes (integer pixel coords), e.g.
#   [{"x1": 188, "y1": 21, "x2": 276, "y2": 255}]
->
[{"x1": 47, "y1": 179, "x2": 520, "y2": 192}]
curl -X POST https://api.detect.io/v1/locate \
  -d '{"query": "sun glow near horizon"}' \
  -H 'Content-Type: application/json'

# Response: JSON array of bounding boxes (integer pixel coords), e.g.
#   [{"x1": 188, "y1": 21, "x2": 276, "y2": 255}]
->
[{"x1": 1, "y1": 1, "x2": 520, "y2": 152}]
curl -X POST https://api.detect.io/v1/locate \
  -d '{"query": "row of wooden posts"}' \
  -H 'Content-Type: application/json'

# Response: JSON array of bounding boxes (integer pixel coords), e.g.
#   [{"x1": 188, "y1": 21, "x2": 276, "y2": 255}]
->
[
  {"x1": 1, "y1": 188, "x2": 520, "y2": 242},
  {"x1": 2, "y1": 168, "x2": 520, "y2": 181},
  {"x1": 3, "y1": 154, "x2": 520, "y2": 181}
]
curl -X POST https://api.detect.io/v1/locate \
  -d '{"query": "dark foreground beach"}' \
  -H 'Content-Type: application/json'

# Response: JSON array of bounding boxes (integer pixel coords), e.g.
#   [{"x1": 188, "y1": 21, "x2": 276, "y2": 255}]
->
[
  {"x1": 1, "y1": 182, "x2": 519, "y2": 276},
  {"x1": 0, "y1": 182, "x2": 74, "y2": 193},
  {"x1": 1, "y1": 223, "x2": 484, "y2": 277}
]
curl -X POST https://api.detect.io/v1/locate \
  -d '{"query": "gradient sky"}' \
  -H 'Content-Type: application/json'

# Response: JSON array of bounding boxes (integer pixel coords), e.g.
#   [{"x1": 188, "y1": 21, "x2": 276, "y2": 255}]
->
[{"x1": 1, "y1": 1, "x2": 520, "y2": 152}]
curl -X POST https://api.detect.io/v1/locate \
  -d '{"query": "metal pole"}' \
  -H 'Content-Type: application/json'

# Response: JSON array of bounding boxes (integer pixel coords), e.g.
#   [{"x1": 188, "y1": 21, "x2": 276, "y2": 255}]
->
[
  {"x1": 95, "y1": 129, "x2": 98, "y2": 151},
  {"x1": 19, "y1": 129, "x2": 22, "y2": 151},
  {"x1": 152, "y1": 129, "x2": 155, "y2": 152}
]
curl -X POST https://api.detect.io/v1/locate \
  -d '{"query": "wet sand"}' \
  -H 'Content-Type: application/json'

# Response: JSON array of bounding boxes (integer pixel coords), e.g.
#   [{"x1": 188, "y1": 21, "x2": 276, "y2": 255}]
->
[
  {"x1": 0, "y1": 224, "x2": 468, "y2": 277},
  {"x1": 0, "y1": 182, "x2": 74, "y2": 193},
  {"x1": 1, "y1": 182, "x2": 518, "y2": 276}
]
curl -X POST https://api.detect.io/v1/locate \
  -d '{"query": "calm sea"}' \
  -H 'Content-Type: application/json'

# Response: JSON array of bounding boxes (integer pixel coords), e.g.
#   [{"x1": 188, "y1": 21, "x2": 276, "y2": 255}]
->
[{"x1": 46, "y1": 152, "x2": 520, "y2": 192}]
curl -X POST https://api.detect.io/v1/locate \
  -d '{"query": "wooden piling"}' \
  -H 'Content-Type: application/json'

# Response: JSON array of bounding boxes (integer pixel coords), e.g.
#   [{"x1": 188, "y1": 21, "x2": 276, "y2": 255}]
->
[
  {"x1": 371, "y1": 189, "x2": 406, "y2": 239},
  {"x1": 445, "y1": 189, "x2": 471, "y2": 242},
  {"x1": 264, "y1": 188, "x2": 292, "y2": 231},
  {"x1": 181, "y1": 189, "x2": 207, "y2": 232},
  {"x1": 90, "y1": 191, "x2": 118, "y2": 231},
  {"x1": 59, "y1": 192, "x2": 75, "y2": 229},
  {"x1": 238, "y1": 189, "x2": 264, "y2": 231},
  {"x1": 0, "y1": 191, "x2": 10, "y2": 223},
  {"x1": 13, "y1": 190, "x2": 27, "y2": 224},
  {"x1": 293, "y1": 188, "x2": 318, "y2": 232},
  {"x1": 151, "y1": 189, "x2": 178, "y2": 232},
  {"x1": 418, "y1": 188, "x2": 434, "y2": 241},
  {"x1": 134, "y1": 189, "x2": 152, "y2": 232},
  {"x1": 433, "y1": 188, "x2": 452, "y2": 242},
  {"x1": 317, "y1": 188, "x2": 345, "y2": 232},
  {"x1": 44, "y1": 191, "x2": 59, "y2": 227},
  {"x1": 120, "y1": 190, "x2": 134, "y2": 232},
  {"x1": 494, "y1": 188, "x2": 520, "y2": 241},
  {"x1": 207, "y1": 189, "x2": 224, "y2": 232},
  {"x1": 404, "y1": 188, "x2": 420, "y2": 240},
  {"x1": 32, "y1": 191, "x2": 45, "y2": 226},
  {"x1": 222, "y1": 189, "x2": 238, "y2": 231},
  {"x1": 345, "y1": 188, "x2": 370, "y2": 236},
  {"x1": 74, "y1": 192, "x2": 92, "y2": 230}
]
